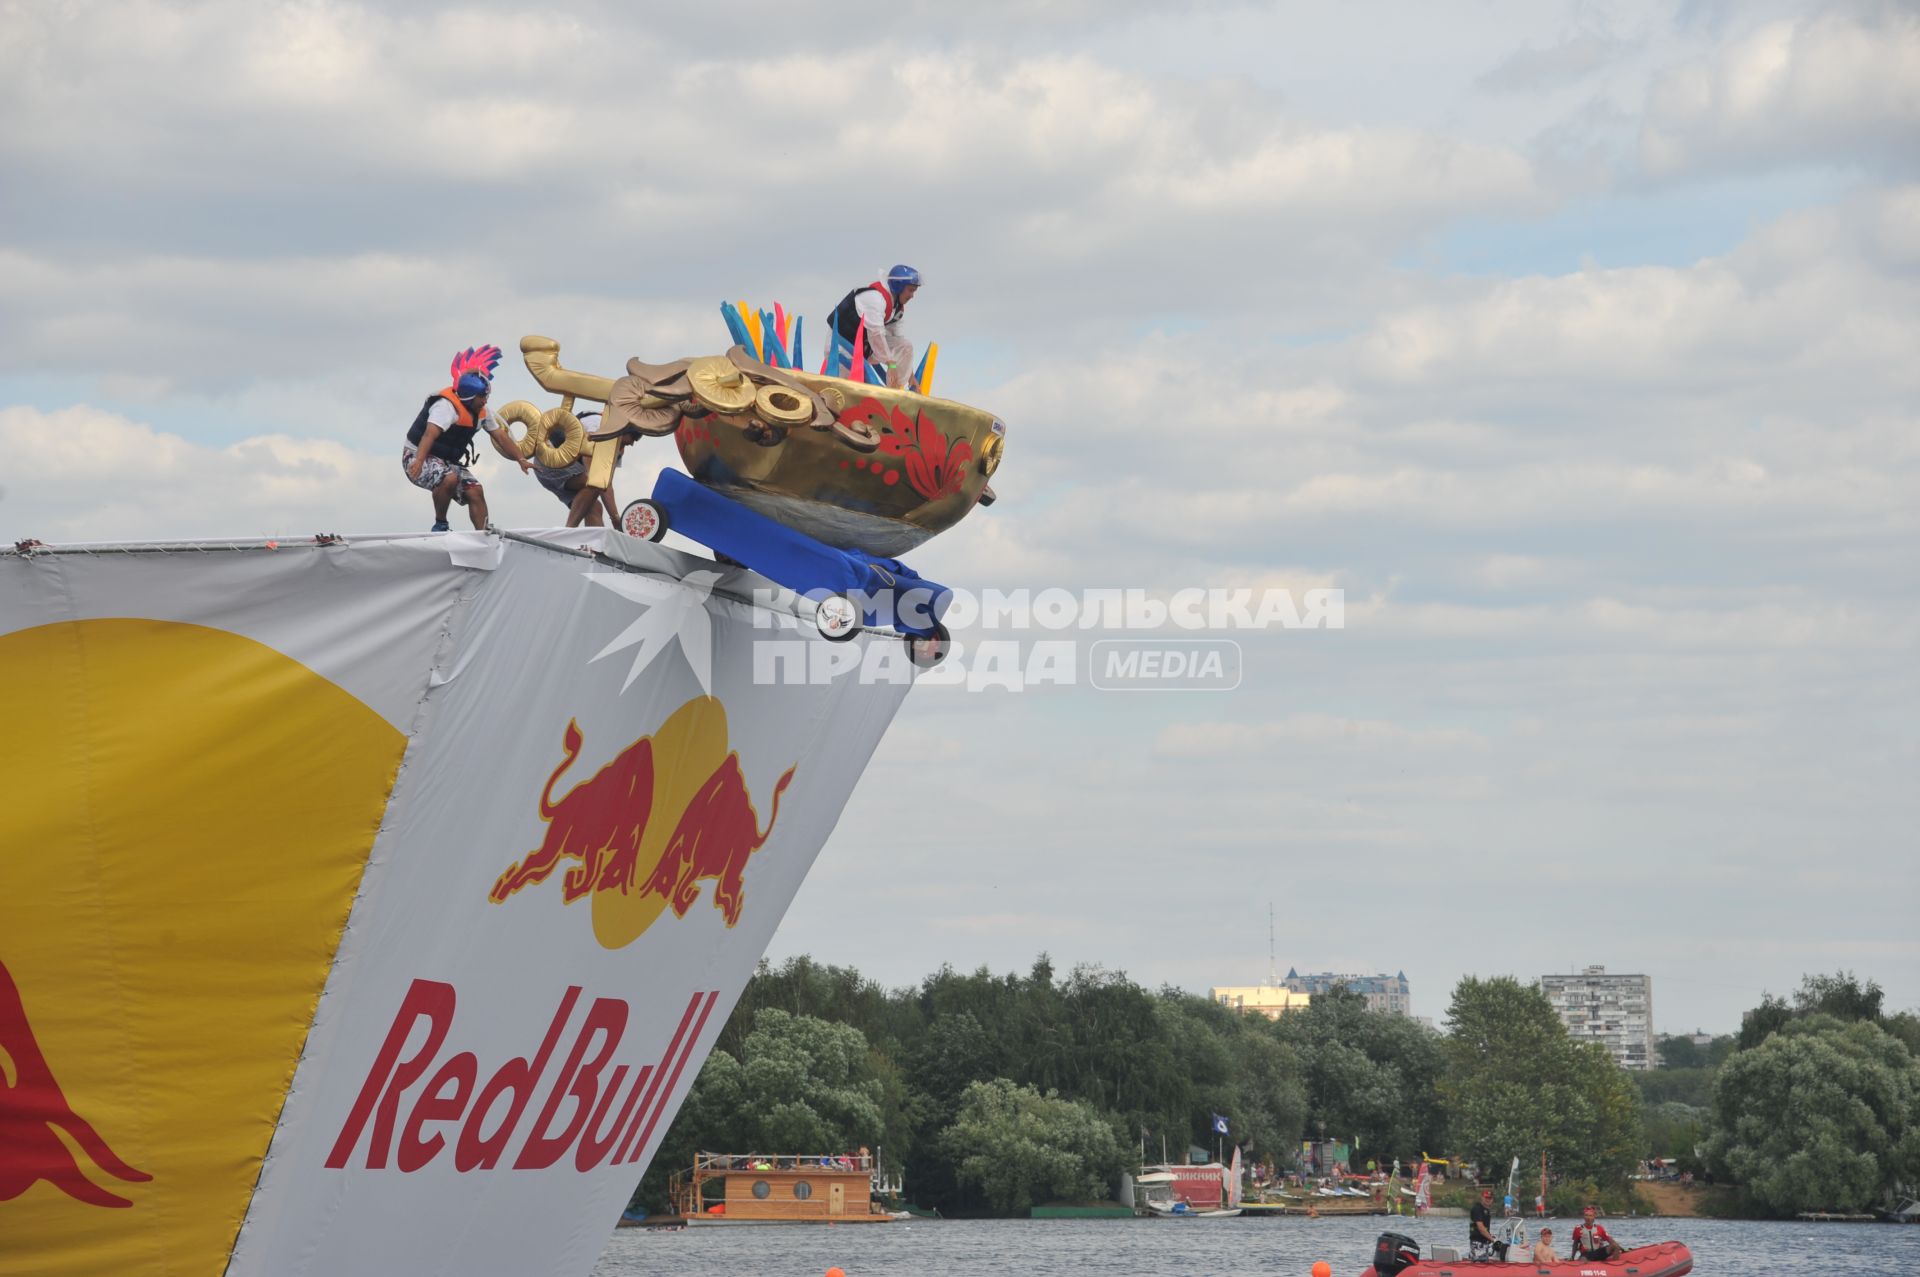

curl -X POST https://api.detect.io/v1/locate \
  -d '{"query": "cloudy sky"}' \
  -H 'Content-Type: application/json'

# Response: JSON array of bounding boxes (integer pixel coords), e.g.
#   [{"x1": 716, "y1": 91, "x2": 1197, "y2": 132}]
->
[{"x1": 4, "y1": 0, "x2": 1915, "y2": 1033}]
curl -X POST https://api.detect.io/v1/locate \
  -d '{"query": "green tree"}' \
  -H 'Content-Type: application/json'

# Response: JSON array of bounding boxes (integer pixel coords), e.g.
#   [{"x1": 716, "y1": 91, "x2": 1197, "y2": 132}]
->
[
  {"x1": 1794, "y1": 972, "x2": 1884, "y2": 1023},
  {"x1": 676, "y1": 1009, "x2": 884, "y2": 1153},
  {"x1": 1275, "y1": 986, "x2": 1446, "y2": 1163},
  {"x1": 1737, "y1": 993, "x2": 1793, "y2": 1052},
  {"x1": 1439, "y1": 976, "x2": 1640, "y2": 1186},
  {"x1": 720, "y1": 956, "x2": 921, "y2": 1060},
  {"x1": 907, "y1": 1009, "x2": 1000, "y2": 1110},
  {"x1": 1642, "y1": 1101, "x2": 1706, "y2": 1160},
  {"x1": 1886, "y1": 1012, "x2": 1920, "y2": 1058},
  {"x1": 1654, "y1": 1034, "x2": 1732, "y2": 1070},
  {"x1": 942, "y1": 1078, "x2": 1129, "y2": 1215},
  {"x1": 638, "y1": 1008, "x2": 888, "y2": 1211},
  {"x1": 1565, "y1": 1041, "x2": 1644, "y2": 1180},
  {"x1": 1636, "y1": 1068, "x2": 1714, "y2": 1109},
  {"x1": 1705, "y1": 1015, "x2": 1920, "y2": 1215},
  {"x1": 1224, "y1": 1028, "x2": 1309, "y2": 1165},
  {"x1": 1737, "y1": 972, "x2": 1887, "y2": 1054}
]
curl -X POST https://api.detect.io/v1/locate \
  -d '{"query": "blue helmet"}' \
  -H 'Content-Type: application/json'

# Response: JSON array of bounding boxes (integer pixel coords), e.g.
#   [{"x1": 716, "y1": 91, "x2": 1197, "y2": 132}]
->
[
  {"x1": 455, "y1": 372, "x2": 491, "y2": 401},
  {"x1": 886, "y1": 264, "x2": 921, "y2": 293}
]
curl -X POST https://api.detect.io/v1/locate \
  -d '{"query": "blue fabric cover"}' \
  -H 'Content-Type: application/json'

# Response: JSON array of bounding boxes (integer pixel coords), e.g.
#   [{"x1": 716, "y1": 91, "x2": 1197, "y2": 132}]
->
[{"x1": 650, "y1": 468, "x2": 950, "y2": 635}]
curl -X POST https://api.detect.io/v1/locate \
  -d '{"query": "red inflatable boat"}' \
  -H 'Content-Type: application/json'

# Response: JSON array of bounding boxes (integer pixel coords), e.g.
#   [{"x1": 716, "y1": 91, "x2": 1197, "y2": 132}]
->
[{"x1": 1361, "y1": 1240, "x2": 1693, "y2": 1277}]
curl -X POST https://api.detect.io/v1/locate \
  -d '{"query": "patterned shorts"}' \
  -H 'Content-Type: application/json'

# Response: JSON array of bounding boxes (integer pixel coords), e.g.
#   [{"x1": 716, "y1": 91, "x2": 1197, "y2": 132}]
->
[
  {"x1": 533, "y1": 458, "x2": 588, "y2": 502},
  {"x1": 401, "y1": 445, "x2": 478, "y2": 501}
]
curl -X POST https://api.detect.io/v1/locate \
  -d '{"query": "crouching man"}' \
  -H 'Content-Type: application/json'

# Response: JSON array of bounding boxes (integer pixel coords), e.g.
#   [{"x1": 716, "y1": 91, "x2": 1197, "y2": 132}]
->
[{"x1": 404, "y1": 345, "x2": 531, "y2": 530}]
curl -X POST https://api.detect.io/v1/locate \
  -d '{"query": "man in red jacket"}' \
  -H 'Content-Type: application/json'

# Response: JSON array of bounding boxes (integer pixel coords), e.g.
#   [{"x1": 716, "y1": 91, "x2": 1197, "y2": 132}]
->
[{"x1": 1570, "y1": 1205, "x2": 1625, "y2": 1260}]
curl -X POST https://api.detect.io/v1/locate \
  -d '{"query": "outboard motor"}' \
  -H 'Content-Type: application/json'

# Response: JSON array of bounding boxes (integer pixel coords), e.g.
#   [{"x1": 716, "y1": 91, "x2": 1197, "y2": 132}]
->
[{"x1": 1372, "y1": 1231, "x2": 1422, "y2": 1277}]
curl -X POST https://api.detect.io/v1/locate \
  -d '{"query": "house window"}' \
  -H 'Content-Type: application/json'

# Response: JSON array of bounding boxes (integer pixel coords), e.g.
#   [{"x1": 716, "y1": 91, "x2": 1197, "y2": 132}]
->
[
  {"x1": 751, "y1": 1180, "x2": 771, "y2": 1199},
  {"x1": 794, "y1": 1180, "x2": 813, "y2": 1200}
]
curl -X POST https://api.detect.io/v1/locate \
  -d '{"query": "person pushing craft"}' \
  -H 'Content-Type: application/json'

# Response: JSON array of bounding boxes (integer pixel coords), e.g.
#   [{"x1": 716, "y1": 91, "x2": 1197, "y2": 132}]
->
[{"x1": 402, "y1": 345, "x2": 531, "y2": 531}]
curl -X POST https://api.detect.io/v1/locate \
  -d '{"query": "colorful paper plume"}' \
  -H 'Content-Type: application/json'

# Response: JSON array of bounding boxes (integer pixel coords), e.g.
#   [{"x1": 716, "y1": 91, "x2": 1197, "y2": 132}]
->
[
  {"x1": 721, "y1": 301, "x2": 755, "y2": 353},
  {"x1": 449, "y1": 345, "x2": 503, "y2": 383},
  {"x1": 917, "y1": 342, "x2": 939, "y2": 396}
]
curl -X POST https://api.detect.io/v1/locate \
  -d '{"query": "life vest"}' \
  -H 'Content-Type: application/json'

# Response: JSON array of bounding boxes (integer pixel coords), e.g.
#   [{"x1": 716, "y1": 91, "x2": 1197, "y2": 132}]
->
[
  {"x1": 828, "y1": 281, "x2": 900, "y2": 343},
  {"x1": 406, "y1": 387, "x2": 482, "y2": 462}
]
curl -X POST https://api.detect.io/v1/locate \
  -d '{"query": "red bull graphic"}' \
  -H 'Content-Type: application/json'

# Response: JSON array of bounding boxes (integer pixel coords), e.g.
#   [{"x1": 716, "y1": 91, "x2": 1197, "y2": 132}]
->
[
  {"x1": 489, "y1": 696, "x2": 797, "y2": 949},
  {"x1": 325, "y1": 979, "x2": 718, "y2": 1173},
  {"x1": 489, "y1": 722, "x2": 657, "y2": 904},
  {"x1": 0, "y1": 957, "x2": 152, "y2": 1208}
]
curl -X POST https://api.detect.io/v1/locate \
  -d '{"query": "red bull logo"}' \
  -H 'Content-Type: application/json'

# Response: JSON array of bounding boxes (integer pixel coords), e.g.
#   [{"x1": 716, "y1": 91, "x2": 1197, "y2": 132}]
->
[
  {"x1": 489, "y1": 696, "x2": 797, "y2": 949},
  {"x1": 325, "y1": 979, "x2": 718, "y2": 1173},
  {"x1": 1, "y1": 957, "x2": 152, "y2": 1208}
]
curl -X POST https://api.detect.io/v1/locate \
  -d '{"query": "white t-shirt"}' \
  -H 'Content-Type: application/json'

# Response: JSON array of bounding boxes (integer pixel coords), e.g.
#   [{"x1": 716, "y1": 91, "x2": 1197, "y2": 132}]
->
[
  {"x1": 852, "y1": 288, "x2": 892, "y2": 332},
  {"x1": 852, "y1": 288, "x2": 907, "y2": 363},
  {"x1": 426, "y1": 397, "x2": 501, "y2": 431}
]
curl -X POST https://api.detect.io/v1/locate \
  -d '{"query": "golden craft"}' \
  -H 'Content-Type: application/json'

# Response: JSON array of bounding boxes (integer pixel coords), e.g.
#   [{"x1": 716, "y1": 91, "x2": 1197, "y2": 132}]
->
[{"x1": 498, "y1": 336, "x2": 1004, "y2": 555}]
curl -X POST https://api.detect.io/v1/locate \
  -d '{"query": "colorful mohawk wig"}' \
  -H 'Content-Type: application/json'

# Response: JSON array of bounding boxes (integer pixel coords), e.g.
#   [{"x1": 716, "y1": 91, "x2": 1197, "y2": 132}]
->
[{"x1": 449, "y1": 345, "x2": 504, "y2": 384}]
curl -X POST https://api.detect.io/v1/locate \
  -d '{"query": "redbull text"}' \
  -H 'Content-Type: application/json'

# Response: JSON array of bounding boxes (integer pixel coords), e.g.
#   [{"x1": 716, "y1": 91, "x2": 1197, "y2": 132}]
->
[{"x1": 325, "y1": 980, "x2": 718, "y2": 1173}]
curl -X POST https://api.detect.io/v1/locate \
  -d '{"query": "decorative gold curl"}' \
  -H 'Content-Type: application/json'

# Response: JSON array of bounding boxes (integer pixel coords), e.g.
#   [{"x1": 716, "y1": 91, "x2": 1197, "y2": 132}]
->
[
  {"x1": 532, "y1": 407, "x2": 586, "y2": 469},
  {"x1": 978, "y1": 431, "x2": 1004, "y2": 477},
  {"x1": 688, "y1": 357, "x2": 758, "y2": 415},
  {"x1": 492, "y1": 400, "x2": 585, "y2": 468},
  {"x1": 494, "y1": 400, "x2": 546, "y2": 458},
  {"x1": 755, "y1": 385, "x2": 813, "y2": 426}
]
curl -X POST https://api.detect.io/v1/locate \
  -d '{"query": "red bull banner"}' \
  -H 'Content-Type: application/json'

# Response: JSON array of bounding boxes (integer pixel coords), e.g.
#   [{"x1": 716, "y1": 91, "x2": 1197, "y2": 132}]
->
[{"x1": 0, "y1": 530, "x2": 911, "y2": 1277}]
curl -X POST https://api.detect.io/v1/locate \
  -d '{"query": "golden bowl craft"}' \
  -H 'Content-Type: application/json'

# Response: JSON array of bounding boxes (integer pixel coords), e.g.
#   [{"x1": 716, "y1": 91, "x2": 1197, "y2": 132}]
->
[{"x1": 519, "y1": 335, "x2": 1004, "y2": 556}]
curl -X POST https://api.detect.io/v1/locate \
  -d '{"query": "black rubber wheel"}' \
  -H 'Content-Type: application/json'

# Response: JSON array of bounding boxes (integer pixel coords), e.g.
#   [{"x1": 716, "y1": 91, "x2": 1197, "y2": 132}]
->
[
  {"x1": 620, "y1": 499, "x2": 669, "y2": 542},
  {"x1": 904, "y1": 620, "x2": 951, "y2": 668}
]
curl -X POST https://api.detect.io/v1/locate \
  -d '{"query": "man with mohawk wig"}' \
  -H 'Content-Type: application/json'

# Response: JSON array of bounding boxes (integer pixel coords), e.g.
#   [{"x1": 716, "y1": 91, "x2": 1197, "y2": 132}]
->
[{"x1": 403, "y1": 344, "x2": 531, "y2": 531}]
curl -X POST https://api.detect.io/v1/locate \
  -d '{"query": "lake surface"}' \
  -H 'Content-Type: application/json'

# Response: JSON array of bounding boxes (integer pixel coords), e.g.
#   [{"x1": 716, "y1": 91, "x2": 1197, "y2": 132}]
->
[{"x1": 593, "y1": 1213, "x2": 1920, "y2": 1276}]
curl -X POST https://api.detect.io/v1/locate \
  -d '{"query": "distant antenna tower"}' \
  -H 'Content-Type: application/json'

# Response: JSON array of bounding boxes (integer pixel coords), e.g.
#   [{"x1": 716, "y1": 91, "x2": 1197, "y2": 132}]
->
[{"x1": 1268, "y1": 901, "x2": 1277, "y2": 988}]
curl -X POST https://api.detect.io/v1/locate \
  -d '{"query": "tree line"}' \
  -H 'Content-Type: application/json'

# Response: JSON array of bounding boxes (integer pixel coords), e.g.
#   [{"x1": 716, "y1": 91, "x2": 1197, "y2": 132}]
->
[
  {"x1": 1639, "y1": 971, "x2": 1920, "y2": 1216},
  {"x1": 635, "y1": 958, "x2": 1918, "y2": 1217}
]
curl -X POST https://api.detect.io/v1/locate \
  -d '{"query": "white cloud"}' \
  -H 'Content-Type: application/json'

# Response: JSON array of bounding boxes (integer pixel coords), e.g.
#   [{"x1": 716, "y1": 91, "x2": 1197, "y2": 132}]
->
[
  {"x1": 1639, "y1": 2, "x2": 1920, "y2": 176},
  {"x1": 0, "y1": 403, "x2": 605, "y2": 540},
  {"x1": 1479, "y1": 32, "x2": 1639, "y2": 94},
  {"x1": 1157, "y1": 714, "x2": 1489, "y2": 758}
]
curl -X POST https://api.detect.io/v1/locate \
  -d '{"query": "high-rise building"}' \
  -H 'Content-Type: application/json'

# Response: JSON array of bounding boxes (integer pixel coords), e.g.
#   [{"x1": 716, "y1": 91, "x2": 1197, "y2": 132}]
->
[
  {"x1": 1281, "y1": 969, "x2": 1412, "y2": 1016},
  {"x1": 1538, "y1": 965, "x2": 1655, "y2": 1070},
  {"x1": 1208, "y1": 984, "x2": 1313, "y2": 1019}
]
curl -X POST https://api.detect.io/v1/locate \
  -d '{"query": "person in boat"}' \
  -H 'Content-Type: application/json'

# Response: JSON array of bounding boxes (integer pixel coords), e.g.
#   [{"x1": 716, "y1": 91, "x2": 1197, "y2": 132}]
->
[
  {"x1": 1533, "y1": 1227, "x2": 1557, "y2": 1265},
  {"x1": 1468, "y1": 1187, "x2": 1507, "y2": 1262},
  {"x1": 1569, "y1": 1205, "x2": 1624, "y2": 1260},
  {"x1": 826, "y1": 264, "x2": 921, "y2": 387},
  {"x1": 404, "y1": 346, "x2": 531, "y2": 531}
]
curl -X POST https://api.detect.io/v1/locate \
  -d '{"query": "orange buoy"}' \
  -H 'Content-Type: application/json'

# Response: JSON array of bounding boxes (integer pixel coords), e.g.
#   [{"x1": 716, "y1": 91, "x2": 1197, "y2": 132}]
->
[
  {"x1": 1312, "y1": 1263, "x2": 1332, "y2": 1277},
  {"x1": 826, "y1": 1269, "x2": 847, "y2": 1277}
]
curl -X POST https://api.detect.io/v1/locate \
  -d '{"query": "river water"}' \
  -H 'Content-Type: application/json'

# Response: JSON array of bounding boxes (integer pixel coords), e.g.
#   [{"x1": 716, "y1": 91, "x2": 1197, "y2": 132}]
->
[{"x1": 592, "y1": 1214, "x2": 1920, "y2": 1276}]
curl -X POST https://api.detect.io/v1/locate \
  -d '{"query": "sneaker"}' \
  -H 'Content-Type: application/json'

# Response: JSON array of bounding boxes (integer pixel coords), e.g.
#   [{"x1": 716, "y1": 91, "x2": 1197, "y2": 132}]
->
[{"x1": 430, "y1": 520, "x2": 450, "y2": 532}]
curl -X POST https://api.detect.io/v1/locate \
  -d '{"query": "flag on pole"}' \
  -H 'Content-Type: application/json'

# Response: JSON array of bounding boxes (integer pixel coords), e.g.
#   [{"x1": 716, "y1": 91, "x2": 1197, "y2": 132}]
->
[{"x1": 1211, "y1": 1114, "x2": 1229, "y2": 1136}]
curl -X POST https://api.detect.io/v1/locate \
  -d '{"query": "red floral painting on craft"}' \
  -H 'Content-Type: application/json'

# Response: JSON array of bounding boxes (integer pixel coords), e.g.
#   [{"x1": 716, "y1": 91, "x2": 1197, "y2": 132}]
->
[{"x1": 842, "y1": 398, "x2": 974, "y2": 501}]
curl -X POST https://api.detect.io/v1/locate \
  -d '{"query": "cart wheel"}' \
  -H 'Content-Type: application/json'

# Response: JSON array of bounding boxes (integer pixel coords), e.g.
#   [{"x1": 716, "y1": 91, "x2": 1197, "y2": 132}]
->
[
  {"x1": 620, "y1": 499, "x2": 669, "y2": 542},
  {"x1": 904, "y1": 620, "x2": 950, "y2": 669},
  {"x1": 814, "y1": 592, "x2": 861, "y2": 642}
]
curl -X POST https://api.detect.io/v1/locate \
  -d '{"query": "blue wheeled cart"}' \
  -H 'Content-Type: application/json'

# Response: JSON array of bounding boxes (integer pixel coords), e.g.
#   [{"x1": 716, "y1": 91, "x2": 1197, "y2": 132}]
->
[{"x1": 622, "y1": 469, "x2": 953, "y2": 666}]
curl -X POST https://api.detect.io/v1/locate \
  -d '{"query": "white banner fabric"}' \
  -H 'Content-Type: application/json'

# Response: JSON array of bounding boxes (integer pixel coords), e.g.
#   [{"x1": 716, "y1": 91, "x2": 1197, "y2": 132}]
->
[{"x1": 223, "y1": 532, "x2": 911, "y2": 1277}]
